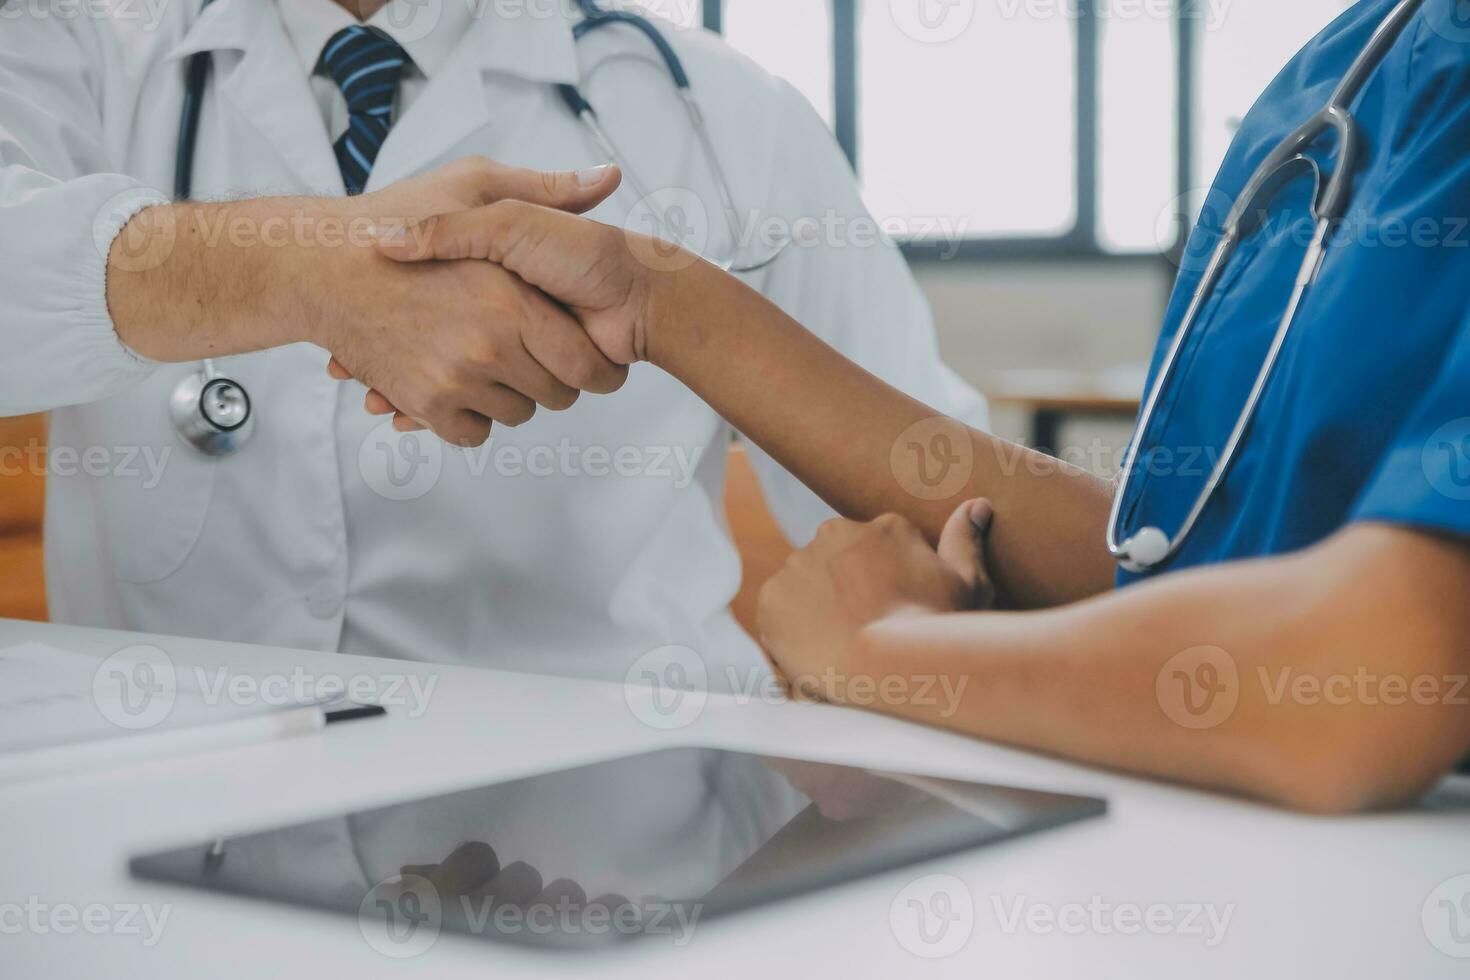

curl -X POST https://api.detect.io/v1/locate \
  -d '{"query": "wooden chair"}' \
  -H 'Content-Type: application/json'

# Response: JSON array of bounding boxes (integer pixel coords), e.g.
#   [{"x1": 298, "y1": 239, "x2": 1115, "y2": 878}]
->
[
  {"x1": 0, "y1": 414, "x2": 48, "y2": 622},
  {"x1": 0, "y1": 422, "x2": 791, "y2": 637}
]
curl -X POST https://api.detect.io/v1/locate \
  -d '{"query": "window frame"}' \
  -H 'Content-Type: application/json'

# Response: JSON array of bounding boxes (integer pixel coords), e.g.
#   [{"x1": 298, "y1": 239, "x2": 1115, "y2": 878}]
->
[{"x1": 705, "y1": 0, "x2": 1200, "y2": 263}]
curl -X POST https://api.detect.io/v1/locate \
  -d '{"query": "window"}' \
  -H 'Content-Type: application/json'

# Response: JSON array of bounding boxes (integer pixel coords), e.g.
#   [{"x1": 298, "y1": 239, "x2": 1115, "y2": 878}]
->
[
  {"x1": 681, "y1": 0, "x2": 1349, "y2": 256},
  {"x1": 858, "y1": 1, "x2": 1075, "y2": 240}
]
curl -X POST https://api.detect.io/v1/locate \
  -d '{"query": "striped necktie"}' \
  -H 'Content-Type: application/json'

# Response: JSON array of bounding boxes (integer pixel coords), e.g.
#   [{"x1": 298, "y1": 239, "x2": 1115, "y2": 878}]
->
[{"x1": 320, "y1": 25, "x2": 410, "y2": 195}]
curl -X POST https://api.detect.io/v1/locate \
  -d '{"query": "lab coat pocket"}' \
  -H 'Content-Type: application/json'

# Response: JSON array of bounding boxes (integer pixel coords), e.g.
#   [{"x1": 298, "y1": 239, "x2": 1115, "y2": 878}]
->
[{"x1": 85, "y1": 380, "x2": 220, "y2": 584}]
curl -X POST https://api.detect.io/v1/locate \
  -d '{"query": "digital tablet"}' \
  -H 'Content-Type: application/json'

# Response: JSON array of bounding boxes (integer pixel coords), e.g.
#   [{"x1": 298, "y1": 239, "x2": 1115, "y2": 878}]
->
[{"x1": 131, "y1": 747, "x2": 1105, "y2": 951}]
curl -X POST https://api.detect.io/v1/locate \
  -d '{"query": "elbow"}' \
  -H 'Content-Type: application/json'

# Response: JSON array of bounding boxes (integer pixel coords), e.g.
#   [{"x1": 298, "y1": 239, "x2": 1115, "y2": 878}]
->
[{"x1": 1251, "y1": 721, "x2": 1464, "y2": 816}]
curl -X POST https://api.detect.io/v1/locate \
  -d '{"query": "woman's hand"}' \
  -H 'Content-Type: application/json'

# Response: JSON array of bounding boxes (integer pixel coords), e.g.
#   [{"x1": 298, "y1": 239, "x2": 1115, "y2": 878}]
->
[
  {"x1": 756, "y1": 499, "x2": 996, "y2": 699},
  {"x1": 341, "y1": 194, "x2": 689, "y2": 431}
]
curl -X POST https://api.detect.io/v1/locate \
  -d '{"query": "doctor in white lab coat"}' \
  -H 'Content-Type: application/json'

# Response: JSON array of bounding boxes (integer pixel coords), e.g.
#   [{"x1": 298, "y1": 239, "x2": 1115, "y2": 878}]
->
[{"x1": 0, "y1": 0, "x2": 986, "y2": 687}]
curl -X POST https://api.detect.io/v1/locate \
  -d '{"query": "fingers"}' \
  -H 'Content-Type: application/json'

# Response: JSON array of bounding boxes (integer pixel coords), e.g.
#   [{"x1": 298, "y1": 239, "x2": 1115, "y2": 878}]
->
[
  {"x1": 327, "y1": 356, "x2": 353, "y2": 381},
  {"x1": 377, "y1": 207, "x2": 508, "y2": 263},
  {"x1": 515, "y1": 283, "x2": 628, "y2": 396},
  {"x1": 453, "y1": 157, "x2": 621, "y2": 214},
  {"x1": 424, "y1": 842, "x2": 501, "y2": 897},
  {"x1": 936, "y1": 498, "x2": 997, "y2": 609}
]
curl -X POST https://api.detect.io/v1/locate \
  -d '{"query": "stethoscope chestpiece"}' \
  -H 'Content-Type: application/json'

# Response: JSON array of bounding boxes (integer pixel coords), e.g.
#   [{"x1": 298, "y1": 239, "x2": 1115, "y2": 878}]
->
[
  {"x1": 1117, "y1": 526, "x2": 1172, "y2": 574},
  {"x1": 169, "y1": 367, "x2": 254, "y2": 457}
]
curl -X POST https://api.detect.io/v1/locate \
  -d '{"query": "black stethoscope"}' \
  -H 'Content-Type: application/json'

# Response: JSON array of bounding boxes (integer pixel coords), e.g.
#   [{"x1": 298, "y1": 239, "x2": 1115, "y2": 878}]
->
[
  {"x1": 169, "y1": 0, "x2": 786, "y2": 456},
  {"x1": 170, "y1": 0, "x2": 254, "y2": 457}
]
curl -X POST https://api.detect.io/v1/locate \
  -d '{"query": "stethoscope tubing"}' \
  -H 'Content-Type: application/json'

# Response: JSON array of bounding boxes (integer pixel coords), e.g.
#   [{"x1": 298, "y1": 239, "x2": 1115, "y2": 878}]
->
[{"x1": 1106, "y1": 0, "x2": 1426, "y2": 573}]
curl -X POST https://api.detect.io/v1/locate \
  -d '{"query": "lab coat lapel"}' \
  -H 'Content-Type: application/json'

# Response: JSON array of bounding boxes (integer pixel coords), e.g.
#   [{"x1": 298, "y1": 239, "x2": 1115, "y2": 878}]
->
[
  {"x1": 219, "y1": 5, "x2": 346, "y2": 195},
  {"x1": 168, "y1": 0, "x2": 343, "y2": 195},
  {"x1": 364, "y1": 24, "x2": 492, "y2": 189},
  {"x1": 365, "y1": 8, "x2": 582, "y2": 188}
]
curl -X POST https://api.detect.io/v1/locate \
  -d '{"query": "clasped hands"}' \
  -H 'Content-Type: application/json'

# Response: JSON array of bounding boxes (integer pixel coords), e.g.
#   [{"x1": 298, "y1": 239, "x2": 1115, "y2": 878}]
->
[
  {"x1": 314, "y1": 155, "x2": 661, "y2": 445},
  {"x1": 318, "y1": 156, "x2": 999, "y2": 686}
]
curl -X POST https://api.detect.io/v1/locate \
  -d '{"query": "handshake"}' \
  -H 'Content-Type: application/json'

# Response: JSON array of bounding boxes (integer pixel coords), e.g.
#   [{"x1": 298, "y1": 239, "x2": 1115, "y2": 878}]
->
[{"x1": 108, "y1": 157, "x2": 686, "y2": 447}]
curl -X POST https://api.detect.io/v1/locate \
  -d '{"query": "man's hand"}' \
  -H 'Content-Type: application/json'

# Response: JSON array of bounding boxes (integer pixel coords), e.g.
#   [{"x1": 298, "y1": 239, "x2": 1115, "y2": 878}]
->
[
  {"x1": 755, "y1": 499, "x2": 996, "y2": 698},
  {"x1": 106, "y1": 157, "x2": 631, "y2": 446},
  {"x1": 337, "y1": 199, "x2": 680, "y2": 431}
]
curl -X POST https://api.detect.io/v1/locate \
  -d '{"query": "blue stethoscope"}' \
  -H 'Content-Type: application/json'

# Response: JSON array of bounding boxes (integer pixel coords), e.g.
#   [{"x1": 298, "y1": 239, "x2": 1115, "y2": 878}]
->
[
  {"x1": 1107, "y1": 0, "x2": 1424, "y2": 572},
  {"x1": 169, "y1": 0, "x2": 787, "y2": 456}
]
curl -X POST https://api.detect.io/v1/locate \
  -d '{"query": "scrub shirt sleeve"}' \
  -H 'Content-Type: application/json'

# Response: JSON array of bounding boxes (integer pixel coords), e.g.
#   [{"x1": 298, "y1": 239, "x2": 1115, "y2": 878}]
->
[
  {"x1": 0, "y1": 13, "x2": 165, "y2": 417},
  {"x1": 736, "y1": 81, "x2": 990, "y2": 546},
  {"x1": 1352, "y1": 306, "x2": 1470, "y2": 543}
]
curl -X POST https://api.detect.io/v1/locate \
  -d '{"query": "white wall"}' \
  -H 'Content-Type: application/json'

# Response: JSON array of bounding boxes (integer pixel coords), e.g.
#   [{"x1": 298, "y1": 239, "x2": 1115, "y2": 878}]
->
[{"x1": 912, "y1": 255, "x2": 1176, "y2": 459}]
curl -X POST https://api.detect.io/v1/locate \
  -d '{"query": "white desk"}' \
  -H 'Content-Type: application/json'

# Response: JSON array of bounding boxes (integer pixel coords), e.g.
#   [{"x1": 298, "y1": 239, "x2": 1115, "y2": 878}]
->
[{"x1": 2, "y1": 618, "x2": 1466, "y2": 978}]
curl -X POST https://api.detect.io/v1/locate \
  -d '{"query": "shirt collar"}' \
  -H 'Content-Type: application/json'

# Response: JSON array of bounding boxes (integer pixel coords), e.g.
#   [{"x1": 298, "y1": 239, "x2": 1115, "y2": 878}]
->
[
  {"x1": 168, "y1": 0, "x2": 581, "y2": 85},
  {"x1": 275, "y1": 0, "x2": 476, "y2": 78}
]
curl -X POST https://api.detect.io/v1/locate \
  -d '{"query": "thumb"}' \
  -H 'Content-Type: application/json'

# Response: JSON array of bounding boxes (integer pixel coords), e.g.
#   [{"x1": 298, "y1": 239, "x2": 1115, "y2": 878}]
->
[
  {"x1": 936, "y1": 498, "x2": 996, "y2": 608},
  {"x1": 463, "y1": 158, "x2": 622, "y2": 215}
]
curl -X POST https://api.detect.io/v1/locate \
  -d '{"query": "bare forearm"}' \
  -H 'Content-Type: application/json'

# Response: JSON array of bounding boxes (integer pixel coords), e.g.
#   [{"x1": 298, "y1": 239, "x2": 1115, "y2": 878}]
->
[
  {"x1": 105, "y1": 198, "x2": 341, "y2": 362},
  {"x1": 649, "y1": 260, "x2": 1115, "y2": 608},
  {"x1": 851, "y1": 525, "x2": 1470, "y2": 812}
]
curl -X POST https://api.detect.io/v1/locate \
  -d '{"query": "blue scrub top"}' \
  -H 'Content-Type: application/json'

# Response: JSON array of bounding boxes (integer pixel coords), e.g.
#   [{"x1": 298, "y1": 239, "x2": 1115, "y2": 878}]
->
[{"x1": 1117, "y1": 0, "x2": 1470, "y2": 588}]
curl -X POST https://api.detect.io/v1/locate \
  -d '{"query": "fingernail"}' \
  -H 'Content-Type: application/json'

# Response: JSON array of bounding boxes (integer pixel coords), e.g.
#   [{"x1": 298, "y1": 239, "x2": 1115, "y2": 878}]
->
[
  {"x1": 373, "y1": 224, "x2": 407, "y2": 245},
  {"x1": 969, "y1": 499, "x2": 994, "y2": 532},
  {"x1": 575, "y1": 164, "x2": 613, "y2": 187}
]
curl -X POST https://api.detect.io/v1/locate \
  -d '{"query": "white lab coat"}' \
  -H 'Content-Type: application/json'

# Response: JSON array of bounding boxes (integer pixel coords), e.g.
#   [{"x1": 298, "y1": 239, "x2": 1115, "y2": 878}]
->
[{"x1": 0, "y1": 0, "x2": 988, "y2": 688}]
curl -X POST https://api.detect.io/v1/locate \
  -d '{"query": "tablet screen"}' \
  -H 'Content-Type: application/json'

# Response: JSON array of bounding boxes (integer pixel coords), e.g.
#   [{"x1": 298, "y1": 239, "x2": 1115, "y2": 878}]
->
[{"x1": 131, "y1": 747, "x2": 1104, "y2": 951}]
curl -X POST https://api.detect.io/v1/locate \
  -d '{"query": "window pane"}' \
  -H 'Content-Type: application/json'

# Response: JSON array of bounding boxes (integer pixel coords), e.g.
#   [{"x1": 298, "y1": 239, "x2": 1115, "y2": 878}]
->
[
  {"x1": 723, "y1": 0, "x2": 835, "y2": 125},
  {"x1": 1193, "y1": 1, "x2": 1353, "y2": 198},
  {"x1": 859, "y1": 2, "x2": 1076, "y2": 240},
  {"x1": 1098, "y1": 4, "x2": 1177, "y2": 252}
]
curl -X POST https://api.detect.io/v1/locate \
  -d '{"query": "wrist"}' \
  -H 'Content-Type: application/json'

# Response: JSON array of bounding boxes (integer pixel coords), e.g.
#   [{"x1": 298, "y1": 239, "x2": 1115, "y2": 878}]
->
[{"x1": 642, "y1": 250, "x2": 721, "y2": 372}]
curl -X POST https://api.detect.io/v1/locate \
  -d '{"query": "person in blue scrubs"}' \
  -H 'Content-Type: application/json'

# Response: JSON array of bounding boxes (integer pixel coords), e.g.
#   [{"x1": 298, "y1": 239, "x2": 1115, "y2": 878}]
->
[{"x1": 353, "y1": 0, "x2": 1470, "y2": 811}]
